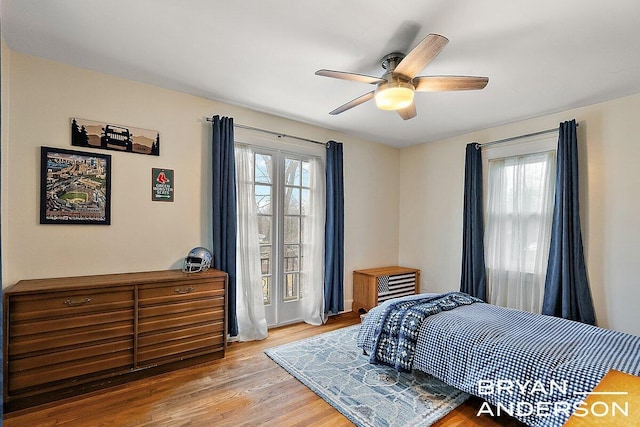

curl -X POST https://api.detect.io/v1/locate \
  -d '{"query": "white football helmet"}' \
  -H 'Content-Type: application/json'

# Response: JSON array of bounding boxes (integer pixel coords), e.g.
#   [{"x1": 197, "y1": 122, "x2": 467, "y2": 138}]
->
[{"x1": 182, "y1": 247, "x2": 213, "y2": 273}]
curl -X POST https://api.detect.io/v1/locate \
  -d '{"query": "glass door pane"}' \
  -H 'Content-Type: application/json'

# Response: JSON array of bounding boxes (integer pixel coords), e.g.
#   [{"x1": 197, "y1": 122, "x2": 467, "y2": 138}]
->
[
  {"x1": 252, "y1": 150, "x2": 313, "y2": 327},
  {"x1": 254, "y1": 152, "x2": 276, "y2": 325}
]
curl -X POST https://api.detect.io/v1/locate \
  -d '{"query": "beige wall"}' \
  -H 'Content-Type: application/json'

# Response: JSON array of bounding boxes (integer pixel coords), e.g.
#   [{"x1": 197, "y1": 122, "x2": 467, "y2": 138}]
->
[
  {"x1": 1, "y1": 46, "x2": 401, "y2": 312},
  {"x1": 7, "y1": 42, "x2": 638, "y2": 335},
  {"x1": 1, "y1": 42, "x2": 9, "y2": 275},
  {"x1": 399, "y1": 93, "x2": 640, "y2": 336}
]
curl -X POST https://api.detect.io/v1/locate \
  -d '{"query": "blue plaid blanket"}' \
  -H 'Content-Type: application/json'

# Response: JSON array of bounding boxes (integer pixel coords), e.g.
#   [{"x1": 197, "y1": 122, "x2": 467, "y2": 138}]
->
[
  {"x1": 359, "y1": 294, "x2": 640, "y2": 427},
  {"x1": 369, "y1": 292, "x2": 483, "y2": 371}
]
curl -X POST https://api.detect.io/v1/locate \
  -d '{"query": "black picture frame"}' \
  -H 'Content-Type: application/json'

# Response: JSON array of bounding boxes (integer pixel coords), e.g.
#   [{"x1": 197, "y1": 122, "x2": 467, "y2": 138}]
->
[{"x1": 40, "y1": 146, "x2": 112, "y2": 225}]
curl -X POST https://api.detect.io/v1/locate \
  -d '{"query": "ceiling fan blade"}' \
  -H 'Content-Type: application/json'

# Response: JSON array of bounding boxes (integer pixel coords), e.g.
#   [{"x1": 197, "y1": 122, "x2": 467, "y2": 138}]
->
[
  {"x1": 329, "y1": 91, "x2": 375, "y2": 115},
  {"x1": 396, "y1": 102, "x2": 417, "y2": 120},
  {"x1": 413, "y1": 76, "x2": 489, "y2": 91},
  {"x1": 315, "y1": 69, "x2": 385, "y2": 85},
  {"x1": 394, "y1": 33, "x2": 449, "y2": 79}
]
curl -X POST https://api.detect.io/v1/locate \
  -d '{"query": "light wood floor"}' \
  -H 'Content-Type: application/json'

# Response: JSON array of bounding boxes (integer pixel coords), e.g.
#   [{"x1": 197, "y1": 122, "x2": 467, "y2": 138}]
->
[{"x1": 4, "y1": 312, "x2": 524, "y2": 426}]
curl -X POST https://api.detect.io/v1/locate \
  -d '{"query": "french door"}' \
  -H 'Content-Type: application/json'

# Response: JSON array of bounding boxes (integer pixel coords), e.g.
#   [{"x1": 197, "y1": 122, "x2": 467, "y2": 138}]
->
[{"x1": 253, "y1": 148, "x2": 312, "y2": 326}]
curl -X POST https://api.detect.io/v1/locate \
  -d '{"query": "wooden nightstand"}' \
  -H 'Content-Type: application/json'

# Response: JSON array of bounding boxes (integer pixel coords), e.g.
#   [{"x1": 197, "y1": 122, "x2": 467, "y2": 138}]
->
[{"x1": 352, "y1": 266, "x2": 420, "y2": 314}]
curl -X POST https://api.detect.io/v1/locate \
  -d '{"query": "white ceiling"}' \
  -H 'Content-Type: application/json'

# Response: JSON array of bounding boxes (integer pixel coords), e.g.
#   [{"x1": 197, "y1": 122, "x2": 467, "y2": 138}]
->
[{"x1": 3, "y1": 1, "x2": 640, "y2": 148}]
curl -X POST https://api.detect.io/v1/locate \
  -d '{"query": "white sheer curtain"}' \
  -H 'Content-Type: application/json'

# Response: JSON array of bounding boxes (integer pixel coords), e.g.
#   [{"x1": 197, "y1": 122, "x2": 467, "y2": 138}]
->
[
  {"x1": 485, "y1": 151, "x2": 556, "y2": 313},
  {"x1": 234, "y1": 144, "x2": 268, "y2": 341},
  {"x1": 301, "y1": 157, "x2": 326, "y2": 325}
]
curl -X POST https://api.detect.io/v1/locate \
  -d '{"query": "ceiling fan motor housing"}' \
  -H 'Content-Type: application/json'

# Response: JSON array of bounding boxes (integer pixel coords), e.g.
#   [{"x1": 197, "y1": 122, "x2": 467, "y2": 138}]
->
[{"x1": 381, "y1": 53, "x2": 405, "y2": 73}]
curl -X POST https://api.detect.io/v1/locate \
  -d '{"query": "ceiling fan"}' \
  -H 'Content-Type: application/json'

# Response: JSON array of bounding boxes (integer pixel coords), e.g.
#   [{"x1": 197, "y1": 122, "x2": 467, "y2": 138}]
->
[{"x1": 315, "y1": 33, "x2": 489, "y2": 120}]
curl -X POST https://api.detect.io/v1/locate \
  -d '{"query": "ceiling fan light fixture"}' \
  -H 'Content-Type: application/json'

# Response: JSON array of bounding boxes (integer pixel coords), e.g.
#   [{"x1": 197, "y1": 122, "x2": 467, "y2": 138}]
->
[{"x1": 374, "y1": 81, "x2": 415, "y2": 110}]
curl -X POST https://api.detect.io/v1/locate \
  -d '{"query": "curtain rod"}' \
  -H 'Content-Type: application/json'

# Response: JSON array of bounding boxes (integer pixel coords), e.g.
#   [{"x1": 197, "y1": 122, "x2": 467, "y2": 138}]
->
[
  {"x1": 205, "y1": 118, "x2": 327, "y2": 147},
  {"x1": 477, "y1": 123, "x2": 579, "y2": 149}
]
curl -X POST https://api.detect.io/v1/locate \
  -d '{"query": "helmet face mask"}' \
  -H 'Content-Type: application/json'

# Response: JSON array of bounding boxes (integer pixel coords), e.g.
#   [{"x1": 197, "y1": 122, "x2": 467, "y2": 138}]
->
[{"x1": 182, "y1": 247, "x2": 213, "y2": 273}]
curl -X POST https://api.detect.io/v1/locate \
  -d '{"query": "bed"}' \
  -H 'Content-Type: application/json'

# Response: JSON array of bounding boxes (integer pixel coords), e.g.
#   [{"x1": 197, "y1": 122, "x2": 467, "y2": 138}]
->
[{"x1": 357, "y1": 292, "x2": 640, "y2": 427}]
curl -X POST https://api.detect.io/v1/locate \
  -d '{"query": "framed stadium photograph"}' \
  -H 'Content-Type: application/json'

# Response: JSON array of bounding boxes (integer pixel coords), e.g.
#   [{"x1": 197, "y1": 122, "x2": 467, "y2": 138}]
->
[{"x1": 40, "y1": 146, "x2": 112, "y2": 225}]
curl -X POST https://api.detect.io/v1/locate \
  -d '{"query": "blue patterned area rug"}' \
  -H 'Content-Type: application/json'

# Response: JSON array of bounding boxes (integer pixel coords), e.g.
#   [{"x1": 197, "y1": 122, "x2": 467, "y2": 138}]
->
[{"x1": 264, "y1": 325, "x2": 469, "y2": 427}]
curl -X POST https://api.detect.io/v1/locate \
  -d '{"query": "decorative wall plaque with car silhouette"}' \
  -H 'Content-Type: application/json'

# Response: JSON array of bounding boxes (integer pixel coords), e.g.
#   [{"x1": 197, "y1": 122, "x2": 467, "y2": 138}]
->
[{"x1": 71, "y1": 117, "x2": 160, "y2": 156}]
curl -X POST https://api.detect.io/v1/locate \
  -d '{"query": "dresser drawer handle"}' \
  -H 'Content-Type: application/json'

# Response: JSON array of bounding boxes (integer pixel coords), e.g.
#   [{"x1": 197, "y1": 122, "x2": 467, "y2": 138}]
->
[
  {"x1": 63, "y1": 298, "x2": 93, "y2": 306},
  {"x1": 174, "y1": 287, "x2": 195, "y2": 294}
]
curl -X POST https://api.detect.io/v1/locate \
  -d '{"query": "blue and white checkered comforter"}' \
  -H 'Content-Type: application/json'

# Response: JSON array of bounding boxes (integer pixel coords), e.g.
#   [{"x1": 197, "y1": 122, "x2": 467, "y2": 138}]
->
[{"x1": 357, "y1": 294, "x2": 640, "y2": 427}]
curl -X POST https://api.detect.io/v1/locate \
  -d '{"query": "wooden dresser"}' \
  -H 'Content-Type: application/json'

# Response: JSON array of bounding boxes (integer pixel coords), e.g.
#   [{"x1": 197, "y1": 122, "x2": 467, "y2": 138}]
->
[
  {"x1": 352, "y1": 266, "x2": 420, "y2": 314},
  {"x1": 3, "y1": 269, "x2": 227, "y2": 411}
]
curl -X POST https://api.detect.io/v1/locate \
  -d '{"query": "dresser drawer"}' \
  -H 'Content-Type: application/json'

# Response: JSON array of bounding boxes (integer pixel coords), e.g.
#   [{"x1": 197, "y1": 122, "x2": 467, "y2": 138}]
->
[
  {"x1": 9, "y1": 346, "x2": 133, "y2": 393},
  {"x1": 9, "y1": 287, "x2": 133, "y2": 322},
  {"x1": 9, "y1": 319, "x2": 134, "y2": 356},
  {"x1": 138, "y1": 306, "x2": 224, "y2": 334},
  {"x1": 138, "y1": 279, "x2": 224, "y2": 305},
  {"x1": 138, "y1": 321, "x2": 224, "y2": 347},
  {"x1": 10, "y1": 309, "x2": 134, "y2": 338},
  {"x1": 10, "y1": 339, "x2": 133, "y2": 373},
  {"x1": 137, "y1": 332, "x2": 224, "y2": 366},
  {"x1": 139, "y1": 297, "x2": 224, "y2": 319}
]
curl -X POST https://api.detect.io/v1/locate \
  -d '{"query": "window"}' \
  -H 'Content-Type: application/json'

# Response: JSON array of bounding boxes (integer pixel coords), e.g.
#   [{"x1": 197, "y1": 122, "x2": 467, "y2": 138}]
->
[
  {"x1": 252, "y1": 149, "x2": 319, "y2": 325},
  {"x1": 484, "y1": 146, "x2": 556, "y2": 313}
]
